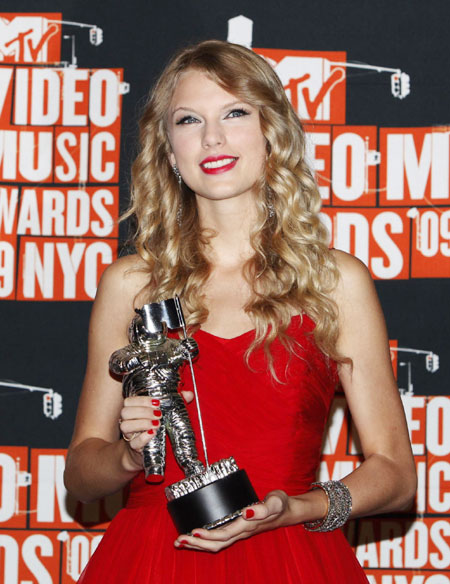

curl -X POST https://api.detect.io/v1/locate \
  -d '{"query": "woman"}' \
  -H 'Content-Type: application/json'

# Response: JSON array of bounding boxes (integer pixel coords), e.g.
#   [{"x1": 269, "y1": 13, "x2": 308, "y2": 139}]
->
[{"x1": 64, "y1": 40, "x2": 416, "y2": 583}]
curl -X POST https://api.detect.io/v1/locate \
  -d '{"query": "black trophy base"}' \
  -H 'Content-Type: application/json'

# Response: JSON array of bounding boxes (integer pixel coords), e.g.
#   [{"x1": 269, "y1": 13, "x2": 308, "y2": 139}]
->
[{"x1": 167, "y1": 468, "x2": 259, "y2": 534}]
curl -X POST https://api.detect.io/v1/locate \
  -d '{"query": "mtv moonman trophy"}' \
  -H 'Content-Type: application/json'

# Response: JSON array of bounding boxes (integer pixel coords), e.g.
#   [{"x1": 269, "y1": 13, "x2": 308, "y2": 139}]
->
[{"x1": 109, "y1": 297, "x2": 258, "y2": 534}]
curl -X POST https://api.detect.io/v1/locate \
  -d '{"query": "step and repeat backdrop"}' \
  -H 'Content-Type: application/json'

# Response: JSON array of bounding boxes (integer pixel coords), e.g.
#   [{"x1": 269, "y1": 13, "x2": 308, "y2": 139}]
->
[{"x1": 0, "y1": 1, "x2": 449, "y2": 582}]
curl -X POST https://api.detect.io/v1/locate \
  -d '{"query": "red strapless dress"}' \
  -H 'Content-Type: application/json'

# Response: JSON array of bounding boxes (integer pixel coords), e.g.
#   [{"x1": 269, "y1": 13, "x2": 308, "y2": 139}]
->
[{"x1": 79, "y1": 315, "x2": 369, "y2": 583}]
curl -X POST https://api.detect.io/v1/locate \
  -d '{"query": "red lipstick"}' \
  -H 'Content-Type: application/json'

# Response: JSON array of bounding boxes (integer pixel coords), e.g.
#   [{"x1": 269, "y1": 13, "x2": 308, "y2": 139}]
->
[{"x1": 199, "y1": 155, "x2": 238, "y2": 175}]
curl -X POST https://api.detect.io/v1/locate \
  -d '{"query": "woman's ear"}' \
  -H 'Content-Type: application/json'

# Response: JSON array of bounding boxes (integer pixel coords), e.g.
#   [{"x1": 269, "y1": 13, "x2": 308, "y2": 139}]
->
[{"x1": 168, "y1": 152, "x2": 176, "y2": 167}]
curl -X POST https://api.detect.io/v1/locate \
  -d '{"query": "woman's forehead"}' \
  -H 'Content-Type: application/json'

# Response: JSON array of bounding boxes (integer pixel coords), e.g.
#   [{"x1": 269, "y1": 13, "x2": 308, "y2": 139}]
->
[{"x1": 169, "y1": 70, "x2": 241, "y2": 110}]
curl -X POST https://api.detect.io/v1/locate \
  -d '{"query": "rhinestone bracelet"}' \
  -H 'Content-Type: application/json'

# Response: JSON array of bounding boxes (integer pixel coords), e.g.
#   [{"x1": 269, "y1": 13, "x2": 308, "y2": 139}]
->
[{"x1": 304, "y1": 480, "x2": 352, "y2": 532}]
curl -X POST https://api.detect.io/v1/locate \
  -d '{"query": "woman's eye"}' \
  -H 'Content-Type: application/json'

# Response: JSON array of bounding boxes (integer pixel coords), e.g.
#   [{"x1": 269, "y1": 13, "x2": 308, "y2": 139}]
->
[
  {"x1": 226, "y1": 108, "x2": 250, "y2": 119},
  {"x1": 176, "y1": 115, "x2": 198, "y2": 125}
]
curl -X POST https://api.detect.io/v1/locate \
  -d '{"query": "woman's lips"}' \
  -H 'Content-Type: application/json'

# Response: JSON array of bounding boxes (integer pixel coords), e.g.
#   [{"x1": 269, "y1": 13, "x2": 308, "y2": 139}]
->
[{"x1": 200, "y1": 156, "x2": 238, "y2": 174}]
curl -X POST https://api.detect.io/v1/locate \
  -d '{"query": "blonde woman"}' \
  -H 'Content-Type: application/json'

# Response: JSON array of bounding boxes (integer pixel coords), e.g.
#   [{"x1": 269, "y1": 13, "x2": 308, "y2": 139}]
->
[{"x1": 65, "y1": 40, "x2": 416, "y2": 583}]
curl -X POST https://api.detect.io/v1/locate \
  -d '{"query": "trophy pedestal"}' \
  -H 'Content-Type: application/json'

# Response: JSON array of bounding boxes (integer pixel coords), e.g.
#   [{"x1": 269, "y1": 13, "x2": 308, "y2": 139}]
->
[{"x1": 166, "y1": 458, "x2": 259, "y2": 534}]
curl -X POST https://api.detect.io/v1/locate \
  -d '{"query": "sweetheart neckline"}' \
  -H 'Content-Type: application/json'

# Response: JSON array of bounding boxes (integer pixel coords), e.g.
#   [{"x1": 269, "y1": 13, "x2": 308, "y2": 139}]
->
[
  {"x1": 196, "y1": 314, "x2": 303, "y2": 342},
  {"x1": 196, "y1": 327, "x2": 256, "y2": 342}
]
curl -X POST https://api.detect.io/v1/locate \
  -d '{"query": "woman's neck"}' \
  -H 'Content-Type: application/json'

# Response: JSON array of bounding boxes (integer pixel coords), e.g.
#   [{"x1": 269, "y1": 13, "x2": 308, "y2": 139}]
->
[{"x1": 196, "y1": 194, "x2": 256, "y2": 268}]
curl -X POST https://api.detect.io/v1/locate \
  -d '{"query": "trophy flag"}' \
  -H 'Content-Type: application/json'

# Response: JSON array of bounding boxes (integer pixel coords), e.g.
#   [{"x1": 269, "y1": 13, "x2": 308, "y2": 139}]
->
[{"x1": 138, "y1": 297, "x2": 186, "y2": 334}]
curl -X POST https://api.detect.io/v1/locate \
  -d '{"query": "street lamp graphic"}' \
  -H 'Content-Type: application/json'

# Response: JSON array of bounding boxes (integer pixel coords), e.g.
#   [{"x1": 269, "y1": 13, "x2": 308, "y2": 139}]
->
[
  {"x1": 228, "y1": 15, "x2": 411, "y2": 101},
  {"x1": 390, "y1": 347, "x2": 439, "y2": 396},
  {"x1": 0, "y1": 381, "x2": 63, "y2": 419}
]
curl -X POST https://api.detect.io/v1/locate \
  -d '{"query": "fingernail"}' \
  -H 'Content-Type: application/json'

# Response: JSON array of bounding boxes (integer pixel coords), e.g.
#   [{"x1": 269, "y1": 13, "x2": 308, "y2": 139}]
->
[
  {"x1": 154, "y1": 410, "x2": 162, "y2": 418},
  {"x1": 147, "y1": 429, "x2": 154, "y2": 435},
  {"x1": 193, "y1": 532, "x2": 202, "y2": 538},
  {"x1": 152, "y1": 420, "x2": 159, "y2": 427},
  {"x1": 244, "y1": 508, "x2": 255, "y2": 519},
  {"x1": 152, "y1": 399, "x2": 160, "y2": 406},
  {"x1": 179, "y1": 539, "x2": 188, "y2": 545}
]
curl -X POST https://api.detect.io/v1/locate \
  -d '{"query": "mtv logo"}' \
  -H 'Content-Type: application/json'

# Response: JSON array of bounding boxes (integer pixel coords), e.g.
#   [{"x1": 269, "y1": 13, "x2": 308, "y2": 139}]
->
[
  {"x1": 0, "y1": 13, "x2": 61, "y2": 63},
  {"x1": 256, "y1": 49, "x2": 347, "y2": 124}
]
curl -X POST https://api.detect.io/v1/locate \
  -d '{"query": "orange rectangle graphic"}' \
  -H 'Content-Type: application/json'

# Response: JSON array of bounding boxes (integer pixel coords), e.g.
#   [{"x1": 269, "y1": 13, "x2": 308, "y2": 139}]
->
[
  {"x1": 0, "y1": 529, "x2": 61, "y2": 583},
  {"x1": 0, "y1": 446, "x2": 29, "y2": 528},
  {"x1": 379, "y1": 127, "x2": 450, "y2": 206},
  {"x1": 355, "y1": 517, "x2": 450, "y2": 572},
  {"x1": 0, "y1": 184, "x2": 18, "y2": 299},
  {"x1": 331, "y1": 125, "x2": 378, "y2": 207},
  {"x1": 16, "y1": 236, "x2": 118, "y2": 301},
  {"x1": 0, "y1": 13, "x2": 62, "y2": 64},
  {"x1": 15, "y1": 186, "x2": 119, "y2": 238},
  {"x1": 255, "y1": 48, "x2": 347, "y2": 125},
  {"x1": 322, "y1": 207, "x2": 411, "y2": 279},
  {"x1": 410, "y1": 206, "x2": 450, "y2": 277}
]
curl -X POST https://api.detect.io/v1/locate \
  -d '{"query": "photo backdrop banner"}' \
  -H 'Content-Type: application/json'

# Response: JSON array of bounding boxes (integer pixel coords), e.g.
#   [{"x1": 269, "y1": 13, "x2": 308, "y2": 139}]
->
[{"x1": 0, "y1": 1, "x2": 449, "y2": 582}]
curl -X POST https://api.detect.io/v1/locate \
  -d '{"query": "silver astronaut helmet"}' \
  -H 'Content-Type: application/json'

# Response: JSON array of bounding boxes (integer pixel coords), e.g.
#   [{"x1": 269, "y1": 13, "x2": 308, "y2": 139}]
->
[{"x1": 130, "y1": 305, "x2": 168, "y2": 346}]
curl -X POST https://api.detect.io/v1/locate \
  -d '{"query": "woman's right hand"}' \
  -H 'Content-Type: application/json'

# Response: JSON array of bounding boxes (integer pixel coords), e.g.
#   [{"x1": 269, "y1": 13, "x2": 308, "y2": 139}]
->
[
  {"x1": 118, "y1": 392, "x2": 194, "y2": 471},
  {"x1": 118, "y1": 396, "x2": 162, "y2": 470}
]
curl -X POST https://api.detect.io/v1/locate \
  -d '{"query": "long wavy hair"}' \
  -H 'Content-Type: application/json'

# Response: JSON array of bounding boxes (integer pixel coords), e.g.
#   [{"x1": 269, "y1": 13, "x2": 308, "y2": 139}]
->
[{"x1": 123, "y1": 40, "x2": 341, "y2": 375}]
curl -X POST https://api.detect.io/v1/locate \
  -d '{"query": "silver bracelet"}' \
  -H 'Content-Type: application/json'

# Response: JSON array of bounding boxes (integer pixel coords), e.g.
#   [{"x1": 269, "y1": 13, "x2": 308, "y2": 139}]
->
[{"x1": 304, "y1": 480, "x2": 352, "y2": 532}]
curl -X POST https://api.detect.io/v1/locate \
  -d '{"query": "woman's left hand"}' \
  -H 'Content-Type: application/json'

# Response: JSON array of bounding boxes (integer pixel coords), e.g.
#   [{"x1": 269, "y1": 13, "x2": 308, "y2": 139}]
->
[{"x1": 174, "y1": 490, "x2": 294, "y2": 552}]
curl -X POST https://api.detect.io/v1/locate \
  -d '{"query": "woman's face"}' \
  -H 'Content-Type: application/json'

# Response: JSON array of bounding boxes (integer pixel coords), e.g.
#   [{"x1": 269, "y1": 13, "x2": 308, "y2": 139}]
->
[{"x1": 167, "y1": 69, "x2": 267, "y2": 204}]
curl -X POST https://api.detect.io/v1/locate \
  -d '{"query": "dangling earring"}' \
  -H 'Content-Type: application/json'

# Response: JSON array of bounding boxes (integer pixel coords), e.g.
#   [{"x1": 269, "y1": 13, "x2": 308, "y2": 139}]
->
[
  {"x1": 172, "y1": 165, "x2": 183, "y2": 226},
  {"x1": 266, "y1": 193, "x2": 275, "y2": 218},
  {"x1": 172, "y1": 164, "x2": 182, "y2": 186},
  {"x1": 176, "y1": 202, "x2": 183, "y2": 227}
]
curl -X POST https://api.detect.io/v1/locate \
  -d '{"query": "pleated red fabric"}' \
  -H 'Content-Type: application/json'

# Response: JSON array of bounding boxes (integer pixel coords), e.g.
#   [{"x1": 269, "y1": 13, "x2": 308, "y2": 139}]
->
[{"x1": 79, "y1": 315, "x2": 369, "y2": 583}]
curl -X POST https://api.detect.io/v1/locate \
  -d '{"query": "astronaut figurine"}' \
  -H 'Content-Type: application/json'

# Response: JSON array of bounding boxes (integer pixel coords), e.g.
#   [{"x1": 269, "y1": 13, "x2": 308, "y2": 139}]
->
[{"x1": 109, "y1": 305, "x2": 205, "y2": 483}]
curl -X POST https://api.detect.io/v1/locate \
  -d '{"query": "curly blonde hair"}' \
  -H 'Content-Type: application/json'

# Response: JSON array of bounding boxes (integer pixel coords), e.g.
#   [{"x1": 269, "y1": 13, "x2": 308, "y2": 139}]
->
[{"x1": 123, "y1": 40, "x2": 340, "y2": 374}]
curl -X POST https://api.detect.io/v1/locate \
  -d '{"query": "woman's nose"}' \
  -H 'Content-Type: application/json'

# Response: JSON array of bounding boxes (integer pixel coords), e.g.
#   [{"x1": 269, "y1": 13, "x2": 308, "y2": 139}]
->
[{"x1": 201, "y1": 121, "x2": 225, "y2": 149}]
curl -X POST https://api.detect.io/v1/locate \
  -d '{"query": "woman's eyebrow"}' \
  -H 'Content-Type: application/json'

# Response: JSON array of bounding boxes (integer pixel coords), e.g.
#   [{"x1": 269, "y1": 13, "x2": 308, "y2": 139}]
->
[
  {"x1": 171, "y1": 106, "x2": 196, "y2": 116},
  {"x1": 170, "y1": 101, "x2": 249, "y2": 117}
]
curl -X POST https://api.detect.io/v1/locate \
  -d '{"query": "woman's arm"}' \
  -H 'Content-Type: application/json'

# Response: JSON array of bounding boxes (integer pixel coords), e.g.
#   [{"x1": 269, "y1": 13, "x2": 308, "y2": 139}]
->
[
  {"x1": 176, "y1": 251, "x2": 416, "y2": 551},
  {"x1": 328, "y1": 250, "x2": 417, "y2": 515},
  {"x1": 64, "y1": 255, "x2": 159, "y2": 503}
]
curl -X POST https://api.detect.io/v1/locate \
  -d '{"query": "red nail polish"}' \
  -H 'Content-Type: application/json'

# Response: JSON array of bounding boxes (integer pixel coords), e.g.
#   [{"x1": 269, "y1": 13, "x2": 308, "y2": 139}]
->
[
  {"x1": 152, "y1": 420, "x2": 159, "y2": 427},
  {"x1": 245, "y1": 508, "x2": 255, "y2": 519},
  {"x1": 152, "y1": 399, "x2": 160, "y2": 406},
  {"x1": 179, "y1": 539, "x2": 188, "y2": 545},
  {"x1": 154, "y1": 410, "x2": 162, "y2": 417},
  {"x1": 193, "y1": 533, "x2": 202, "y2": 538},
  {"x1": 147, "y1": 429, "x2": 154, "y2": 435}
]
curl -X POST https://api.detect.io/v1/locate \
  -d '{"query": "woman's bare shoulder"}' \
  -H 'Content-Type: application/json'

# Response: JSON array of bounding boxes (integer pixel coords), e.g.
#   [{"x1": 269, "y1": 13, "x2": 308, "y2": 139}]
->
[
  {"x1": 100, "y1": 253, "x2": 148, "y2": 284},
  {"x1": 331, "y1": 249, "x2": 370, "y2": 277},
  {"x1": 97, "y1": 254, "x2": 149, "y2": 305},
  {"x1": 92, "y1": 254, "x2": 150, "y2": 331},
  {"x1": 330, "y1": 249, "x2": 373, "y2": 300},
  {"x1": 330, "y1": 250, "x2": 385, "y2": 346}
]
